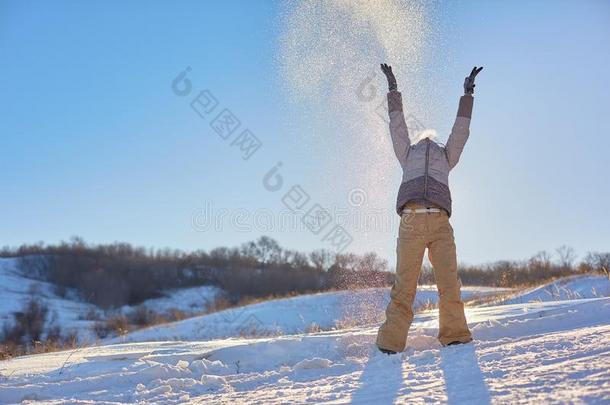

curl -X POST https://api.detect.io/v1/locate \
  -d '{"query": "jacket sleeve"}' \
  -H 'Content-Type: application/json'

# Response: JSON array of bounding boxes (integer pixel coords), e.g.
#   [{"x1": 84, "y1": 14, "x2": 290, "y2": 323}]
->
[
  {"x1": 445, "y1": 94, "x2": 474, "y2": 169},
  {"x1": 387, "y1": 90, "x2": 410, "y2": 163}
]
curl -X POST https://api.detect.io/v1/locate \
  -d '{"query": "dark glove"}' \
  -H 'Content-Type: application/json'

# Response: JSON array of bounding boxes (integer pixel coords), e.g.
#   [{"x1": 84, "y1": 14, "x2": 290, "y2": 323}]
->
[
  {"x1": 380, "y1": 63, "x2": 397, "y2": 91},
  {"x1": 464, "y1": 66, "x2": 483, "y2": 95}
]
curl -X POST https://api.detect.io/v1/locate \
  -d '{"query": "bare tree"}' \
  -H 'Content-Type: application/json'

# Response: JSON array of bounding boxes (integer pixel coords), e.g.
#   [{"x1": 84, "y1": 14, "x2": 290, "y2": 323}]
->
[
  {"x1": 250, "y1": 236, "x2": 282, "y2": 269},
  {"x1": 239, "y1": 242, "x2": 257, "y2": 260},
  {"x1": 556, "y1": 245, "x2": 577, "y2": 271},
  {"x1": 289, "y1": 251, "x2": 310, "y2": 269},
  {"x1": 333, "y1": 253, "x2": 359, "y2": 272},
  {"x1": 309, "y1": 249, "x2": 335, "y2": 272},
  {"x1": 583, "y1": 252, "x2": 610, "y2": 275},
  {"x1": 529, "y1": 250, "x2": 552, "y2": 277},
  {"x1": 356, "y1": 252, "x2": 388, "y2": 273}
]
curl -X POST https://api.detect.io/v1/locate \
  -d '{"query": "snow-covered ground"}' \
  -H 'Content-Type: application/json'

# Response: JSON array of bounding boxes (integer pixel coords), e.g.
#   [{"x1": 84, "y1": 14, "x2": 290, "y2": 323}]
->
[
  {"x1": 110, "y1": 286, "x2": 508, "y2": 344},
  {"x1": 1, "y1": 275, "x2": 609, "y2": 404},
  {"x1": 1, "y1": 297, "x2": 608, "y2": 404}
]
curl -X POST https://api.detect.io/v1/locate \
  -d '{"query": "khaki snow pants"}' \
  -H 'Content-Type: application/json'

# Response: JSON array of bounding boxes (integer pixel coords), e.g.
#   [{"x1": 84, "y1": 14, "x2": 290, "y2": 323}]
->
[{"x1": 376, "y1": 203, "x2": 472, "y2": 352}]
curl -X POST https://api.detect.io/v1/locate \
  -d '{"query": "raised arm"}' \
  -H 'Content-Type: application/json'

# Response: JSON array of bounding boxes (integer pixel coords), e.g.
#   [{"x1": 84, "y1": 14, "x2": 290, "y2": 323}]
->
[
  {"x1": 445, "y1": 66, "x2": 483, "y2": 169},
  {"x1": 381, "y1": 63, "x2": 410, "y2": 162}
]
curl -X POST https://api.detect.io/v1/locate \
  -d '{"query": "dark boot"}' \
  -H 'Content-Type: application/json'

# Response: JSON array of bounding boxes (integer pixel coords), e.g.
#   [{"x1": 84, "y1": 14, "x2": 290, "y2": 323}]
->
[
  {"x1": 378, "y1": 346, "x2": 398, "y2": 355},
  {"x1": 445, "y1": 340, "x2": 471, "y2": 347}
]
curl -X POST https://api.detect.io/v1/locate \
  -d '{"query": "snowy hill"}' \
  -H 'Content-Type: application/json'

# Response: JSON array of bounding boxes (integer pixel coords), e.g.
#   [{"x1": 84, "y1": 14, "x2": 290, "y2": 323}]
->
[
  {"x1": 496, "y1": 274, "x2": 610, "y2": 305},
  {"x1": 119, "y1": 285, "x2": 222, "y2": 317},
  {"x1": 0, "y1": 258, "x2": 98, "y2": 340},
  {"x1": 110, "y1": 286, "x2": 508, "y2": 344},
  {"x1": 112, "y1": 275, "x2": 610, "y2": 345},
  {"x1": 0, "y1": 296, "x2": 608, "y2": 403},
  {"x1": 0, "y1": 258, "x2": 221, "y2": 342}
]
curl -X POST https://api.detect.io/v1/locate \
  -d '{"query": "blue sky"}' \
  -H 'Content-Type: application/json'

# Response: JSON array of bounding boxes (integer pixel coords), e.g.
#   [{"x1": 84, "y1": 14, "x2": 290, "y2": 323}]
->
[{"x1": 1, "y1": 0, "x2": 609, "y2": 265}]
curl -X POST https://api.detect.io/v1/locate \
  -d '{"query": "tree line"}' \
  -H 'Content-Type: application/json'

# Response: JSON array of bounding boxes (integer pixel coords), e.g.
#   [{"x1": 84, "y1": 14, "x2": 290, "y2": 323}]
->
[
  {"x1": 1, "y1": 237, "x2": 608, "y2": 309},
  {"x1": 2, "y1": 236, "x2": 391, "y2": 308}
]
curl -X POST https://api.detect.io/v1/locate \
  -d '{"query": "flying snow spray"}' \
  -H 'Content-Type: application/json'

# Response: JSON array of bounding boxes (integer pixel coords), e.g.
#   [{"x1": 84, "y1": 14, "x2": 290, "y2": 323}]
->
[{"x1": 278, "y1": 1, "x2": 436, "y2": 302}]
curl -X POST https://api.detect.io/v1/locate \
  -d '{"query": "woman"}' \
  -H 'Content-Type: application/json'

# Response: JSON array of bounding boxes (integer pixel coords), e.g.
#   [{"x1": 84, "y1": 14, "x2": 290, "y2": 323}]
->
[{"x1": 376, "y1": 64, "x2": 483, "y2": 354}]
